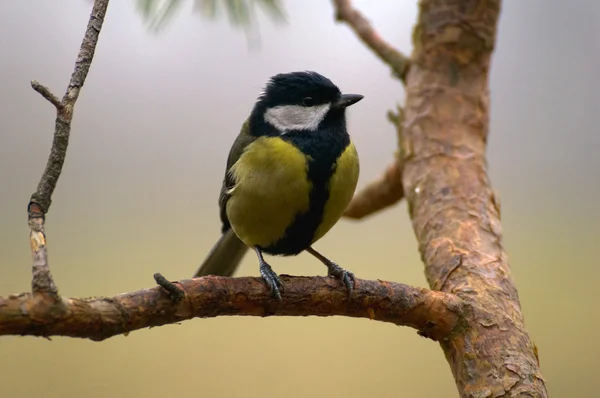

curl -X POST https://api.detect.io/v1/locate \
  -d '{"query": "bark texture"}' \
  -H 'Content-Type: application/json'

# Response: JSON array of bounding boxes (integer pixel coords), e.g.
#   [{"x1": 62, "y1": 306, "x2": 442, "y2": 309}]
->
[
  {"x1": 0, "y1": 276, "x2": 462, "y2": 342},
  {"x1": 401, "y1": 1, "x2": 547, "y2": 396},
  {"x1": 28, "y1": 0, "x2": 110, "y2": 299},
  {"x1": 2, "y1": 1, "x2": 548, "y2": 397}
]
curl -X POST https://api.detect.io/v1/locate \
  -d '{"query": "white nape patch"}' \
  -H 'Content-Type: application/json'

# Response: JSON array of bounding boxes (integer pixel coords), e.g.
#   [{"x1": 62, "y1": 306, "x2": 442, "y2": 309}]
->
[{"x1": 264, "y1": 103, "x2": 331, "y2": 133}]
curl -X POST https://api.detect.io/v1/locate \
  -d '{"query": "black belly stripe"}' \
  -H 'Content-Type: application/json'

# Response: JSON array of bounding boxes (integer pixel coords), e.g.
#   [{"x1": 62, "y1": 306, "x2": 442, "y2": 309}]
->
[{"x1": 261, "y1": 116, "x2": 350, "y2": 256}]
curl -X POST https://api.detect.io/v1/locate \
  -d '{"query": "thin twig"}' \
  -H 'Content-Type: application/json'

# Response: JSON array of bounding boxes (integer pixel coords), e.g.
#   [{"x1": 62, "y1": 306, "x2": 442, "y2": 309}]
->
[
  {"x1": 332, "y1": 0, "x2": 408, "y2": 219},
  {"x1": 332, "y1": 0, "x2": 410, "y2": 81},
  {"x1": 30, "y1": 81, "x2": 63, "y2": 110},
  {"x1": 27, "y1": 0, "x2": 110, "y2": 298},
  {"x1": 0, "y1": 276, "x2": 463, "y2": 342}
]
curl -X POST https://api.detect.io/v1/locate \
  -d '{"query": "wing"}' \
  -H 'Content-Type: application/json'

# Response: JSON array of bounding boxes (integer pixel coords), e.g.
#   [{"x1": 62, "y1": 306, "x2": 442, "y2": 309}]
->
[{"x1": 219, "y1": 119, "x2": 257, "y2": 233}]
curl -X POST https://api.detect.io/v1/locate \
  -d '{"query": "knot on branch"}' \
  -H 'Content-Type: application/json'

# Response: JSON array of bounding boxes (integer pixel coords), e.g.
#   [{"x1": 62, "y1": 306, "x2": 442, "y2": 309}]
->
[
  {"x1": 28, "y1": 199, "x2": 49, "y2": 220},
  {"x1": 154, "y1": 273, "x2": 185, "y2": 303}
]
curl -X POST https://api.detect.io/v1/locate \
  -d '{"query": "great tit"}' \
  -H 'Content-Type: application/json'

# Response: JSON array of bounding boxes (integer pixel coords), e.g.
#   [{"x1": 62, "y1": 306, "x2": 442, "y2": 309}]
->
[{"x1": 193, "y1": 71, "x2": 363, "y2": 300}]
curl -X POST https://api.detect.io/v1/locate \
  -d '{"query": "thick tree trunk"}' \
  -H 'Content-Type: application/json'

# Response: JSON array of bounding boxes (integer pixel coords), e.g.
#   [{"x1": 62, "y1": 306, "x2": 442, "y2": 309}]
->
[{"x1": 401, "y1": 1, "x2": 547, "y2": 396}]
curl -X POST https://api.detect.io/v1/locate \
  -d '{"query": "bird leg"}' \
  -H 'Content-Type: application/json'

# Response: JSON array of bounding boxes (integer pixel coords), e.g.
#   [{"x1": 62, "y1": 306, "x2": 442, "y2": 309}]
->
[
  {"x1": 254, "y1": 248, "x2": 284, "y2": 301},
  {"x1": 306, "y1": 247, "x2": 355, "y2": 296}
]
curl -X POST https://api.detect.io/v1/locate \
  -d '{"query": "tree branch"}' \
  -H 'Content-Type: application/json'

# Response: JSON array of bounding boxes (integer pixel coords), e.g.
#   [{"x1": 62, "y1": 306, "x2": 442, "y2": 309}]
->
[
  {"x1": 27, "y1": 0, "x2": 110, "y2": 299},
  {"x1": 344, "y1": 157, "x2": 404, "y2": 219},
  {"x1": 5, "y1": 1, "x2": 547, "y2": 396},
  {"x1": 401, "y1": 0, "x2": 548, "y2": 396},
  {"x1": 332, "y1": 0, "x2": 409, "y2": 81},
  {"x1": 0, "y1": 276, "x2": 463, "y2": 342},
  {"x1": 333, "y1": 0, "x2": 408, "y2": 220},
  {"x1": 30, "y1": 81, "x2": 63, "y2": 110}
]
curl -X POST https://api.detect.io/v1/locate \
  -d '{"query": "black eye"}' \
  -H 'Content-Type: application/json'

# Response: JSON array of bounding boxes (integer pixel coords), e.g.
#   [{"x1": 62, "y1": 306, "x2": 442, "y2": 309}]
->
[{"x1": 302, "y1": 97, "x2": 314, "y2": 107}]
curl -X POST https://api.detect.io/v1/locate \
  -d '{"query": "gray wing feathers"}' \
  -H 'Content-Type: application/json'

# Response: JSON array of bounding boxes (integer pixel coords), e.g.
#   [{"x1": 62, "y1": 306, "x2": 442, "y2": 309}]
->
[{"x1": 194, "y1": 120, "x2": 254, "y2": 278}]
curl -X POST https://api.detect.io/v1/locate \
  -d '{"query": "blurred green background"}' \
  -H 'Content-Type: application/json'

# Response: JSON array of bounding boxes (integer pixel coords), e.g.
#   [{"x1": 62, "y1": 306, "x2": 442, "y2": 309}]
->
[{"x1": 1, "y1": 1, "x2": 598, "y2": 397}]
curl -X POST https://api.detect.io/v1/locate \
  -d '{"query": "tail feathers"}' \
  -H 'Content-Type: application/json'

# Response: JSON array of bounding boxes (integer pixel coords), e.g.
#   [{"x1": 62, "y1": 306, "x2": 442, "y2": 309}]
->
[{"x1": 193, "y1": 229, "x2": 249, "y2": 278}]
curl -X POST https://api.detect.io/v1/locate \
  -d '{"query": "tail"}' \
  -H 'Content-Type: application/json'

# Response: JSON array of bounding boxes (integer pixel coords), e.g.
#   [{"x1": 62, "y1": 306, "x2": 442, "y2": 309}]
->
[{"x1": 193, "y1": 229, "x2": 249, "y2": 278}]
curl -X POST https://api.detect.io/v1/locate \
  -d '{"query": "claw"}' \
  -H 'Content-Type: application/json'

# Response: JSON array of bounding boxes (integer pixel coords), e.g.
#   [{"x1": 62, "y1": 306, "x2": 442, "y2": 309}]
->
[
  {"x1": 255, "y1": 247, "x2": 283, "y2": 300},
  {"x1": 259, "y1": 261, "x2": 284, "y2": 301},
  {"x1": 306, "y1": 246, "x2": 355, "y2": 297},
  {"x1": 326, "y1": 261, "x2": 355, "y2": 296}
]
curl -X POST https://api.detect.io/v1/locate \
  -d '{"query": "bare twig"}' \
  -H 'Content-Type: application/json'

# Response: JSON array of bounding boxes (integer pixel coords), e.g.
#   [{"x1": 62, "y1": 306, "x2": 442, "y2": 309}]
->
[
  {"x1": 30, "y1": 81, "x2": 63, "y2": 110},
  {"x1": 27, "y1": 0, "x2": 110, "y2": 298},
  {"x1": 332, "y1": 0, "x2": 409, "y2": 81},
  {"x1": 5, "y1": 1, "x2": 546, "y2": 396},
  {"x1": 0, "y1": 276, "x2": 463, "y2": 342},
  {"x1": 332, "y1": 0, "x2": 408, "y2": 219}
]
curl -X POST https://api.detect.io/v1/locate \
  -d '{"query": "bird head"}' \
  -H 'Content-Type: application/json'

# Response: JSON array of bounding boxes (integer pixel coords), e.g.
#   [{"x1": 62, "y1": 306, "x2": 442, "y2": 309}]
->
[{"x1": 250, "y1": 71, "x2": 363, "y2": 135}]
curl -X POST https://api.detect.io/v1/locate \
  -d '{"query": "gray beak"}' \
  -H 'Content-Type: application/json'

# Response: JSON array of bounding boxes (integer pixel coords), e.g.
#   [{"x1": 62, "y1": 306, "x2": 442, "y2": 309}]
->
[{"x1": 333, "y1": 93, "x2": 364, "y2": 109}]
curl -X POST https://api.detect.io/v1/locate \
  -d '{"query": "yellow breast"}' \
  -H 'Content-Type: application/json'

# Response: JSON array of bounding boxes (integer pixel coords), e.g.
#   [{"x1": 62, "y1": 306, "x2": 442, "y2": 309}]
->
[
  {"x1": 313, "y1": 141, "x2": 359, "y2": 243},
  {"x1": 226, "y1": 136, "x2": 312, "y2": 248}
]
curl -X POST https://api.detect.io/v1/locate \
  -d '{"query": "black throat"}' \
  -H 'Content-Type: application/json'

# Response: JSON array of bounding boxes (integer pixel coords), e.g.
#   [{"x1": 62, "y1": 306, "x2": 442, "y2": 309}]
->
[{"x1": 251, "y1": 110, "x2": 350, "y2": 255}]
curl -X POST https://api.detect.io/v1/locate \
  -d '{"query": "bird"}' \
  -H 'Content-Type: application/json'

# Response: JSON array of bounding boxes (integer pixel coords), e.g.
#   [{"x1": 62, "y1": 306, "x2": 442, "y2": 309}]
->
[{"x1": 193, "y1": 71, "x2": 363, "y2": 300}]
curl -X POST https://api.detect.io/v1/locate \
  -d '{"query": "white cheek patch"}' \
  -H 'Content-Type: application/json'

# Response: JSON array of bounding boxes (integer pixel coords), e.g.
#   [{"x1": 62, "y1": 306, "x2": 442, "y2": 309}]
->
[{"x1": 264, "y1": 103, "x2": 331, "y2": 133}]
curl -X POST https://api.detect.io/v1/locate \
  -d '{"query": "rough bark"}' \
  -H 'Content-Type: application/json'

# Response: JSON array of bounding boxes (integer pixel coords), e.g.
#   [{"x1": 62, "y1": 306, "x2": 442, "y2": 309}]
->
[
  {"x1": 0, "y1": 276, "x2": 462, "y2": 342},
  {"x1": 334, "y1": 0, "x2": 548, "y2": 396},
  {"x1": 401, "y1": 0, "x2": 547, "y2": 396},
  {"x1": 2, "y1": 0, "x2": 548, "y2": 397}
]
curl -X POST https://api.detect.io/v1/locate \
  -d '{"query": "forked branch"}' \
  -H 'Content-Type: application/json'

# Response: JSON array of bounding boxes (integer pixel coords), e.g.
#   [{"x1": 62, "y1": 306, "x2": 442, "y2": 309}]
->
[
  {"x1": 8, "y1": 0, "x2": 462, "y2": 350},
  {"x1": 336, "y1": 0, "x2": 547, "y2": 396},
  {"x1": 400, "y1": 0, "x2": 547, "y2": 396},
  {"x1": 333, "y1": 0, "x2": 409, "y2": 81},
  {"x1": 27, "y1": 0, "x2": 110, "y2": 299},
  {"x1": 5, "y1": 1, "x2": 548, "y2": 397}
]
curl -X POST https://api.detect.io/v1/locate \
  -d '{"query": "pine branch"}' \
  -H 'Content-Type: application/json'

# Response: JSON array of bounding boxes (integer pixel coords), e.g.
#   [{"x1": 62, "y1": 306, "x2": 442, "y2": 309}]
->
[
  {"x1": 0, "y1": 275, "x2": 463, "y2": 342},
  {"x1": 5, "y1": 1, "x2": 548, "y2": 397},
  {"x1": 398, "y1": 0, "x2": 548, "y2": 396}
]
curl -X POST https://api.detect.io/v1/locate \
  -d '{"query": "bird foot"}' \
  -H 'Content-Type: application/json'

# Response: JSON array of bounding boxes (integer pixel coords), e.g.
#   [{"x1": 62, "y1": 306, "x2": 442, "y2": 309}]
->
[
  {"x1": 325, "y1": 261, "x2": 355, "y2": 296},
  {"x1": 259, "y1": 261, "x2": 284, "y2": 301}
]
